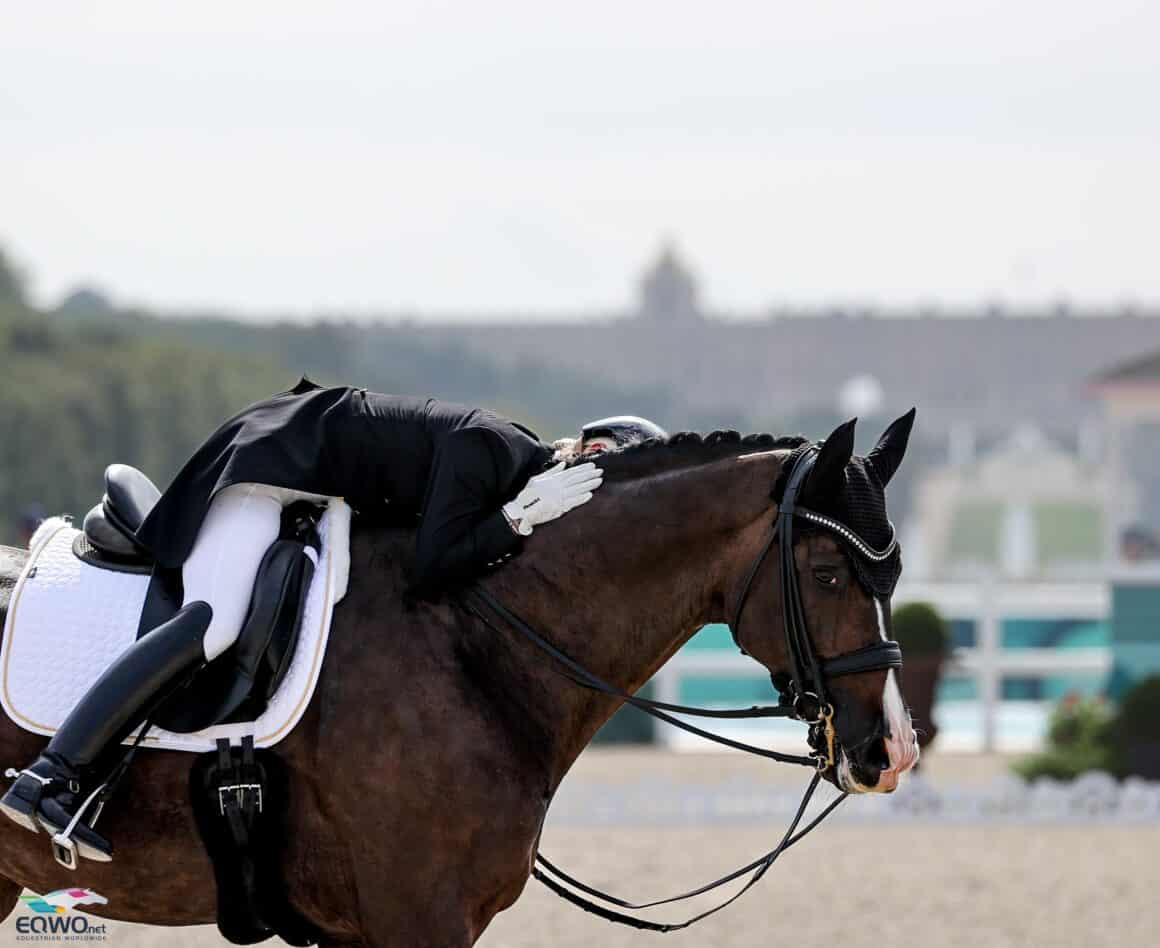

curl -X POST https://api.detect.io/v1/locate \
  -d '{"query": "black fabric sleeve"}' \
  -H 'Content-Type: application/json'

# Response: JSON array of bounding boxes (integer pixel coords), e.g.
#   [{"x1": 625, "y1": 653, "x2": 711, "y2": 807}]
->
[{"x1": 410, "y1": 427, "x2": 525, "y2": 595}]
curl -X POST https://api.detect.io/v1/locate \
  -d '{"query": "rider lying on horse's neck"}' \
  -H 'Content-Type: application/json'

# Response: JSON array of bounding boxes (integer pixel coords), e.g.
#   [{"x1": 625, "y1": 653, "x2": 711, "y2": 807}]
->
[{"x1": 472, "y1": 433, "x2": 794, "y2": 785}]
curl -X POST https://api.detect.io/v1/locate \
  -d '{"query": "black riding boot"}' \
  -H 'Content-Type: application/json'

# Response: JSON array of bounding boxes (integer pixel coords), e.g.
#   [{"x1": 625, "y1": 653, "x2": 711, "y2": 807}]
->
[{"x1": 0, "y1": 601, "x2": 212, "y2": 867}]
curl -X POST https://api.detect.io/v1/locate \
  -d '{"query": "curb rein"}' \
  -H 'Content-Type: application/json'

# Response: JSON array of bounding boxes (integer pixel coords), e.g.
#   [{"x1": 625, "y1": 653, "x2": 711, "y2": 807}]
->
[{"x1": 459, "y1": 446, "x2": 904, "y2": 933}]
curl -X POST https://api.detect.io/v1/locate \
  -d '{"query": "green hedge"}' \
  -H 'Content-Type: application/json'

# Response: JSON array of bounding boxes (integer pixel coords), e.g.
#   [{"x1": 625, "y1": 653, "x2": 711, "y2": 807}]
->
[
  {"x1": 892, "y1": 601, "x2": 950, "y2": 656},
  {"x1": 0, "y1": 304, "x2": 289, "y2": 542},
  {"x1": 1014, "y1": 675, "x2": 1160, "y2": 780}
]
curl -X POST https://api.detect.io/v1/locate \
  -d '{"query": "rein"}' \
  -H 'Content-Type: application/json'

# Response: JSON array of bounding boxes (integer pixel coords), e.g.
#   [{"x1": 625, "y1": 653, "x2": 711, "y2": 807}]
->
[
  {"x1": 457, "y1": 445, "x2": 905, "y2": 932},
  {"x1": 460, "y1": 587, "x2": 810, "y2": 766},
  {"x1": 460, "y1": 585, "x2": 835, "y2": 932}
]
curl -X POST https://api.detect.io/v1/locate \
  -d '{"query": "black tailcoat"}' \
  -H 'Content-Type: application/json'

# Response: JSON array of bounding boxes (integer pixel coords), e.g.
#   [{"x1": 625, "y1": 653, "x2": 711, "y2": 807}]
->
[{"x1": 135, "y1": 379, "x2": 552, "y2": 593}]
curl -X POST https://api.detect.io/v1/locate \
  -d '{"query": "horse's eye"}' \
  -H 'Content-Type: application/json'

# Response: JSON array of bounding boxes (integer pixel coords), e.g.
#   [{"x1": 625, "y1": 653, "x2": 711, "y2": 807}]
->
[{"x1": 814, "y1": 569, "x2": 839, "y2": 588}]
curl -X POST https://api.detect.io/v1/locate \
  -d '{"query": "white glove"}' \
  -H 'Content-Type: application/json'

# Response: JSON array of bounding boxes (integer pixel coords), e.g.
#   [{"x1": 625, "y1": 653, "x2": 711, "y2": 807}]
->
[{"x1": 503, "y1": 461, "x2": 603, "y2": 536}]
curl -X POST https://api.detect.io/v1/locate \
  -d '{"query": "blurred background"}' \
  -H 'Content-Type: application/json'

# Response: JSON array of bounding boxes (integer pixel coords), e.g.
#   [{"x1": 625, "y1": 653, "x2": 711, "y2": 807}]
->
[{"x1": 1, "y1": 2, "x2": 1158, "y2": 945}]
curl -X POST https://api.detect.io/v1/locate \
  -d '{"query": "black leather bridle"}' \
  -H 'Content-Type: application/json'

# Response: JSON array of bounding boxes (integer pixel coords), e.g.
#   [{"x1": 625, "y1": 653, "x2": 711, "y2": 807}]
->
[
  {"x1": 458, "y1": 445, "x2": 906, "y2": 932},
  {"x1": 731, "y1": 446, "x2": 904, "y2": 772}
]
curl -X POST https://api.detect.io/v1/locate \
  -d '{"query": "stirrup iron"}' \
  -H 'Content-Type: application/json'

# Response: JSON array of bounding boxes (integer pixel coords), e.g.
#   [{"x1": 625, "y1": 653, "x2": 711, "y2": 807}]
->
[{"x1": 46, "y1": 781, "x2": 109, "y2": 870}]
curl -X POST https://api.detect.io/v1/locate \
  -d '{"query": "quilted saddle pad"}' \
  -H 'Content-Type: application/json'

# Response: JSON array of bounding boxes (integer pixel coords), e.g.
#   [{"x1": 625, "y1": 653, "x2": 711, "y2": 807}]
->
[{"x1": 0, "y1": 501, "x2": 351, "y2": 752}]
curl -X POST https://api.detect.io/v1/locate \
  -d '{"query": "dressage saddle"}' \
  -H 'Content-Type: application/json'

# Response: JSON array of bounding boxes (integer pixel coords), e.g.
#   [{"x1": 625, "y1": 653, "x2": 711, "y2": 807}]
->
[
  {"x1": 73, "y1": 465, "x2": 319, "y2": 944},
  {"x1": 76, "y1": 464, "x2": 319, "y2": 732}
]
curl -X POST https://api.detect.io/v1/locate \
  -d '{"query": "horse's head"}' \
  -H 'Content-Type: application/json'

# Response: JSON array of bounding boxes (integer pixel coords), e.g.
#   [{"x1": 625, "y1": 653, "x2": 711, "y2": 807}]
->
[{"x1": 731, "y1": 410, "x2": 918, "y2": 794}]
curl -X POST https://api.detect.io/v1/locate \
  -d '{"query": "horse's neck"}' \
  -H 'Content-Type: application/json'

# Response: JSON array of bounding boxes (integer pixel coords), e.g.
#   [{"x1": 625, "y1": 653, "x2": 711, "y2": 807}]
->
[{"x1": 485, "y1": 450, "x2": 776, "y2": 787}]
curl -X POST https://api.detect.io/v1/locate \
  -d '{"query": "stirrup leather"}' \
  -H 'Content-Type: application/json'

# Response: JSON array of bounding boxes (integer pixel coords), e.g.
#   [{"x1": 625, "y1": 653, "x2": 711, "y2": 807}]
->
[{"x1": 48, "y1": 722, "x2": 155, "y2": 869}]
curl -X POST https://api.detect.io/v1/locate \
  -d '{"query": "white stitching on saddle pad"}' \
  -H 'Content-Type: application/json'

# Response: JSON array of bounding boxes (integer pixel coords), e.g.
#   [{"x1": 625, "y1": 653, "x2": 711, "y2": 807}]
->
[{"x1": 0, "y1": 501, "x2": 351, "y2": 752}]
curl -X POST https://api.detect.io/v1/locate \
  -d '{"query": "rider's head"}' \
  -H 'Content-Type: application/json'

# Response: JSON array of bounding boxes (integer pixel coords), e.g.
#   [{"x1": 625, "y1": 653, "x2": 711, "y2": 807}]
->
[
  {"x1": 569, "y1": 416, "x2": 668, "y2": 458},
  {"x1": 553, "y1": 416, "x2": 668, "y2": 461}
]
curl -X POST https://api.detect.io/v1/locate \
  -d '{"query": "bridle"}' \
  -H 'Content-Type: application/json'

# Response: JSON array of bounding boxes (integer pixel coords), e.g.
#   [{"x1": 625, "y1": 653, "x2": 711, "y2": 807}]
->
[
  {"x1": 730, "y1": 446, "x2": 903, "y2": 772},
  {"x1": 458, "y1": 445, "x2": 905, "y2": 932}
]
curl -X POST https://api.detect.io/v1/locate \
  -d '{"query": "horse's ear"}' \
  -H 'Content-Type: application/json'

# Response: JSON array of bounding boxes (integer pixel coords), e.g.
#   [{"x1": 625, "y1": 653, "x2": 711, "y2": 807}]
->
[
  {"x1": 866, "y1": 407, "x2": 916, "y2": 486},
  {"x1": 805, "y1": 418, "x2": 856, "y2": 501}
]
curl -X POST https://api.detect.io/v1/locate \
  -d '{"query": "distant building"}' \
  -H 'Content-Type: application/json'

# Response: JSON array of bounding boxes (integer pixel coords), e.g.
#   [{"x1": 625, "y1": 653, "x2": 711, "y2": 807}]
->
[
  {"x1": 1089, "y1": 349, "x2": 1160, "y2": 695},
  {"x1": 903, "y1": 425, "x2": 1111, "y2": 581},
  {"x1": 410, "y1": 248, "x2": 1160, "y2": 437},
  {"x1": 1090, "y1": 350, "x2": 1160, "y2": 561},
  {"x1": 637, "y1": 243, "x2": 701, "y2": 322}
]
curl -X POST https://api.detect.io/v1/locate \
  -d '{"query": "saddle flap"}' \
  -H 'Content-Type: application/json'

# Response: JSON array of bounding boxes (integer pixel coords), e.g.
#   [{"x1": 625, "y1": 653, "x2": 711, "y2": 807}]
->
[{"x1": 153, "y1": 534, "x2": 317, "y2": 734}]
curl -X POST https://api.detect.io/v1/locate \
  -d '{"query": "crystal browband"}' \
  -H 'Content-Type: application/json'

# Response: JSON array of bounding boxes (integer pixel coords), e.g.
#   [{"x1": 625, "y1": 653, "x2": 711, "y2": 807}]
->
[{"x1": 794, "y1": 507, "x2": 898, "y2": 562}]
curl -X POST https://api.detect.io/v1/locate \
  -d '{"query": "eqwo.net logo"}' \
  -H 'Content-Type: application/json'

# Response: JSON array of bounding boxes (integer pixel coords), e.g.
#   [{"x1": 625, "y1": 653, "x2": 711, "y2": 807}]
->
[{"x1": 16, "y1": 888, "x2": 109, "y2": 940}]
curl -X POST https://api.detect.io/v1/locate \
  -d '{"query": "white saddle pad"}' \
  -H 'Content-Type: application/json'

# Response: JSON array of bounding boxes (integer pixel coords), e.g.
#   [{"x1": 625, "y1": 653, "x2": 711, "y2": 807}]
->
[{"x1": 0, "y1": 501, "x2": 351, "y2": 752}]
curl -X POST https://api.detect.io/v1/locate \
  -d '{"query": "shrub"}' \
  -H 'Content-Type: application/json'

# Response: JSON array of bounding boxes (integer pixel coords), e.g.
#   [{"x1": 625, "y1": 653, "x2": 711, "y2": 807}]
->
[
  {"x1": 1014, "y1": 693, "x2": 1113, "y2": 781},
  {"x1": 1108, "y1": 675, "x2": 1160, "y2": 744},
  {"x1": 1012, "y1": 744, "x2": 1113, "y2": 782},
  {"x1": 1107, "y1": 675, "x2": 1160, "y2": 778},
  {"x1": 892, "y1": 601, "x2": 950, "y2": 656},
  {"x1": 1047, "y1": 693, "x2": 1113, "y2": 749}
]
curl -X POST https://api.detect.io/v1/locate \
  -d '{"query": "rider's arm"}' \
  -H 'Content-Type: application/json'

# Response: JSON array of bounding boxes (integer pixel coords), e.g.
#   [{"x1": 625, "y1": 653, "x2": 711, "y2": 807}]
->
[{"x1": 410, "y1": 427, "x2": 535, "y2": 594}]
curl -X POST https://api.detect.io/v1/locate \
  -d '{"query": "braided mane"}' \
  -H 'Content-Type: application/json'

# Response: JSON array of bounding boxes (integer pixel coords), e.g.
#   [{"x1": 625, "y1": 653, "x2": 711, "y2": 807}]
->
[{"x1": 569, "y1": 430, "x2": 808, "y2": 483}]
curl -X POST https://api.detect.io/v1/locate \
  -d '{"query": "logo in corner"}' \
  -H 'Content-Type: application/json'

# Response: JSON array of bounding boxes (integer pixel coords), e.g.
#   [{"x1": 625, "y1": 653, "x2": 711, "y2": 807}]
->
[
  {"x1": 16, "y1": 889, "x2": 109, "y2": 941},
  {"x1": 21, "y1": 888, "x2": 107, "y2": 913}
]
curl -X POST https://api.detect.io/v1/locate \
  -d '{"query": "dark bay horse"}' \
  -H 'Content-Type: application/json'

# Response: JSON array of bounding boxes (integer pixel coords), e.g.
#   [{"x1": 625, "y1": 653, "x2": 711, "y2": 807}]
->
[{"x1": 0, "y1": 419, "x2": 916, "y2": 947}]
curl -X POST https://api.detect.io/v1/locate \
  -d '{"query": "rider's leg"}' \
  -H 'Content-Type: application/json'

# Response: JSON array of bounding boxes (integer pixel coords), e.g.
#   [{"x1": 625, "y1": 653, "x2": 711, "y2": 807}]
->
[
  {"x1": 0, "y1": 483, "x2": 284, "y2": 862},
  {"x1": 182, "y1": 483, "x2": 285, "y2": 660},
  {"x1": 0, "y1": 602, "x2": 212, "y2": 861}
]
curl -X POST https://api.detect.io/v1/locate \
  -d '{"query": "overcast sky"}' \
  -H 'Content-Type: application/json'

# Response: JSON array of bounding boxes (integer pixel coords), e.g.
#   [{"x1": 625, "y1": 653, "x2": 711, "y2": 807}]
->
[{"x1": 2, "y1": 2, "x2": 1157, "y2": 319}]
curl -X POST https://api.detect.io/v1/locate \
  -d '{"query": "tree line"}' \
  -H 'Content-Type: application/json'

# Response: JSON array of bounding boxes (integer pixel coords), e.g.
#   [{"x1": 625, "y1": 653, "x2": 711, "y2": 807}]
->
[{"x1": 0, "y1": 244, "x2": 680, "y2": 544}]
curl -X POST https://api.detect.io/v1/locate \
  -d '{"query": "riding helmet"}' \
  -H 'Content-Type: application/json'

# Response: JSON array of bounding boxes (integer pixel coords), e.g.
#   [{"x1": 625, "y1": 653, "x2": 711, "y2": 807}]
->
[{"x1": 580, "y1": 416, "x2": 668, "y2": 449}]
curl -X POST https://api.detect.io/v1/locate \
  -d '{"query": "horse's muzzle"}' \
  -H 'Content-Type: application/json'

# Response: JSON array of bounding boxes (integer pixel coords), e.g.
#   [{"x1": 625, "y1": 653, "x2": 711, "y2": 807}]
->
[{"x1": 838, "y1": 730, "x2": 920, "y2": 793}]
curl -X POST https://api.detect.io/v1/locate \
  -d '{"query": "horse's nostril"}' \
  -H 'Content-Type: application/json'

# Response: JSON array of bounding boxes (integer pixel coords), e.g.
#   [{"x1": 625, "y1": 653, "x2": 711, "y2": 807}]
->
[{"x1": 859, "y1": 737, "x2": 891, "y2": 772}]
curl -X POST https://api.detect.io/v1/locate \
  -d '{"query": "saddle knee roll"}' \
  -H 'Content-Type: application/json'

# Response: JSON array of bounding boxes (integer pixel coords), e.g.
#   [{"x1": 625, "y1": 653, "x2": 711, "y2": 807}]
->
[{"x1": 154, "y1": 535, "x2": 317, "y2": 734}]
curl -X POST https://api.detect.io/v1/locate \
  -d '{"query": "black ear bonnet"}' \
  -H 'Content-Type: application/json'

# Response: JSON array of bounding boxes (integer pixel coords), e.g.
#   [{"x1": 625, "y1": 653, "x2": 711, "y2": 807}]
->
[{"x1": 772, "y1": 443, "x2": 903, "y2": 600}]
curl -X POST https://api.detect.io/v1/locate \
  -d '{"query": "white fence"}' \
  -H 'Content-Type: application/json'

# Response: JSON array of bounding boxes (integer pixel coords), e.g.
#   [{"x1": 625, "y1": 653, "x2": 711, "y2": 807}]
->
[{"x1": 655, "y1": 580, "x2": 1110, "y2": 753}]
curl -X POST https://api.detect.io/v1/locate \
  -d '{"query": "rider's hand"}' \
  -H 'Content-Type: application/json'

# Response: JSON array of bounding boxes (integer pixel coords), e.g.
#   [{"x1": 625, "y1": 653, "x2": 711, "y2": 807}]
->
[{"x1": 502, "y1": 461, "x2": 603, "y2": 536}]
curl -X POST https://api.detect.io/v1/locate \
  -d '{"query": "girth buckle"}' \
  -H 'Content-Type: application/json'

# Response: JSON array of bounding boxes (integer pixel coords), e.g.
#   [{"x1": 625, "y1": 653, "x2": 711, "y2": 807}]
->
[{"x1": 218, "y1": 783, "x2": 263, "y2": 815}]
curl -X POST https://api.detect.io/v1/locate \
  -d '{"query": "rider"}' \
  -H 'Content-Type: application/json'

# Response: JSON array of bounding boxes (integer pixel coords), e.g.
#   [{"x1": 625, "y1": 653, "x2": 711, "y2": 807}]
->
[{"x1": 0, "y1": 377, "x2": 667, "y2": 862}]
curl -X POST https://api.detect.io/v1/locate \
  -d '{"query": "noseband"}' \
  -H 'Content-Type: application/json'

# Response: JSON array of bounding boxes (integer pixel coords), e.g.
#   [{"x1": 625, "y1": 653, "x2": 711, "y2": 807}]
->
[{"x1": 730, "y1": 447, "x2": 903, "y2": 770}]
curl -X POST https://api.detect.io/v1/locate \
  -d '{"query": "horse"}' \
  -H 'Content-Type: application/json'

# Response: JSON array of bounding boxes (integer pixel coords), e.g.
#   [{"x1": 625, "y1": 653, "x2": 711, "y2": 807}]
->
[{"x1": 0, "y1": 416, "x2": 917, "y2": 947}]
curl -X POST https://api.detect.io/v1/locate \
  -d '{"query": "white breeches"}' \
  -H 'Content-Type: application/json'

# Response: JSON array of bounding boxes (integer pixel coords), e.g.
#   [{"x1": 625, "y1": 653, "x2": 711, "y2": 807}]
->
[{"x1": 182, "y1": 483, "x2": 328, "y2": 660}]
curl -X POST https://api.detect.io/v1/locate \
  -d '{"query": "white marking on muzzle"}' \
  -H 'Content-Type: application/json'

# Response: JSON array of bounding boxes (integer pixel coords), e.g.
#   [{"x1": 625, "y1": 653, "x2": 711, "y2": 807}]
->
[
  {"x1": 871, "y1": 602, "x2": 920, "y2": 791},
  {"x1": 833, "y1": 602, "x2": 922, "y2": 794}
]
